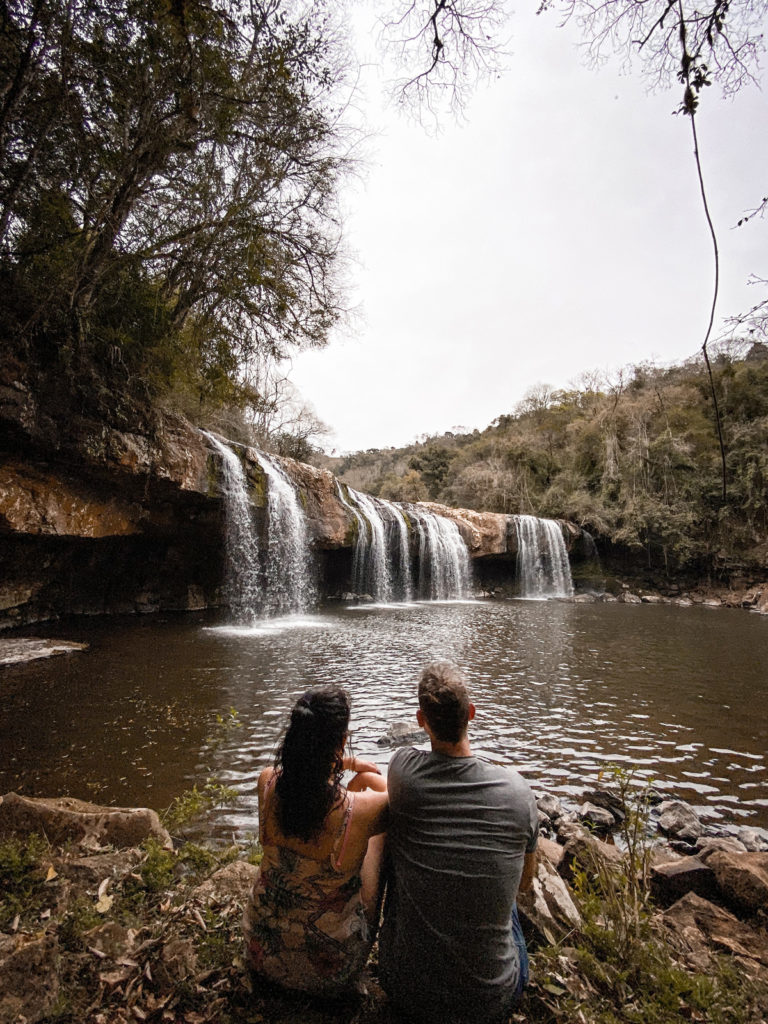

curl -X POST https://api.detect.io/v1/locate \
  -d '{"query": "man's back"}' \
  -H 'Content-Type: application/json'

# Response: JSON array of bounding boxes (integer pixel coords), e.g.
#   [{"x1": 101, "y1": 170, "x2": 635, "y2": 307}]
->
[{"x1": 379, "y1": 747, "x2": 538, "y2": 1023}]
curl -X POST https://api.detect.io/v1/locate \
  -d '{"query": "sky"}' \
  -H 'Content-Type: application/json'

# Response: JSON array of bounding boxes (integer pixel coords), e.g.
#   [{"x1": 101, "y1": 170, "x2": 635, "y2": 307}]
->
[{"x1": 290, "y1": 4, "x2": 768, "y2": 454}]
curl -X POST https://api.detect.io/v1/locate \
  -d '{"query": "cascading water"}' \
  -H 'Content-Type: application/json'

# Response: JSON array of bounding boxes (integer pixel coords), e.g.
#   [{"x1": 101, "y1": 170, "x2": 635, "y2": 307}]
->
[
  {"x1": 204, "y1": 432, "x2": 261, "y2": 622},
  {"x1": 255, "y1": 453, "x2": 316, "y2": 616},
  {"x1": 379, "y1": 498, "x2": 413, "y2": 602},
  {"x1": 345, "y1": 487, "x2": 393, "y2": 602},
  {"x1": 411, "y1": 508, "x2": 471, "y2": 600},
  {"x1": 513, "y1": 514, "x2": 574, "y2": 599},
  {"x1": 339, "y1": 486, "x2": 470, "y2": 602}
]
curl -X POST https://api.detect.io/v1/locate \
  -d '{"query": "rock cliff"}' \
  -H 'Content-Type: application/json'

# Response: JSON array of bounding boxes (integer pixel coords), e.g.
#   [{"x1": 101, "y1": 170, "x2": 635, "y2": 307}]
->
[{"x1": 0, "y1": 373, "x2": 587, "y2": 628}]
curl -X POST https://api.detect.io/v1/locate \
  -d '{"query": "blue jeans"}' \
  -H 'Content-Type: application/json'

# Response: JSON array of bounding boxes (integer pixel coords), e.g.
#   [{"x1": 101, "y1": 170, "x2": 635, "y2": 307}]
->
[{"x1": 511, "y1": 902, "x2": 530, "y2": 997}]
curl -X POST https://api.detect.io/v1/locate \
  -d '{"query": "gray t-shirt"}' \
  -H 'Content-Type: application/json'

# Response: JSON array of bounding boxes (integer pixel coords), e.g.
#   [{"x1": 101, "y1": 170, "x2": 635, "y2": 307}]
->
[{"x1": 379, "y1": 747, "x2": 538, "y2": 1023}]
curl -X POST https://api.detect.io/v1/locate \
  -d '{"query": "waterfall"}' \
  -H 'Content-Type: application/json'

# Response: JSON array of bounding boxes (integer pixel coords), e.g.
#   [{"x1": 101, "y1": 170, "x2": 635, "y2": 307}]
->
[
  {"x1": 255, "y1": 453, "x2": 316, "y2": 616},
  {"x1": 380, "y1": 498, "x2": 413, "y2": 602},
  {"x1": 412, "y1": 508, "x2": 471, "y2": 600},
  {"x1": 339, "y1": 489, "x2": 469, "y2": 603},
  {"x1": 513, "y1": 514, "x2": 574, "y2": 599},
  {"x1": 204, "y1": 432, "x2": 261, "y2": 622}
]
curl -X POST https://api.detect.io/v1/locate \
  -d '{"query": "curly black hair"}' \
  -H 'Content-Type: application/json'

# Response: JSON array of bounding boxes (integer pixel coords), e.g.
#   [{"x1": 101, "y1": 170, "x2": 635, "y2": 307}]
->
[{"x1": 274, "y1": 684, "x2": 350, "y2": 841}]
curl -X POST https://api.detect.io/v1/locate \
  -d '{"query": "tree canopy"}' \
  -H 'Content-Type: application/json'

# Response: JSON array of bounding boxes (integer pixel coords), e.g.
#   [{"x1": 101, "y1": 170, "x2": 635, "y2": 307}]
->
[{"x1": 1, "y1": 0, "x2": 351, "y2": 426}]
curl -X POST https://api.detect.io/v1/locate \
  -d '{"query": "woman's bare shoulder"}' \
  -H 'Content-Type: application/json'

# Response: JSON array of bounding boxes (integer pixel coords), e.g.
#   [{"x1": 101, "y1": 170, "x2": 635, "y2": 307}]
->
[{"x1": 257, "y1": 766, "x2": 276, "y2": 794}]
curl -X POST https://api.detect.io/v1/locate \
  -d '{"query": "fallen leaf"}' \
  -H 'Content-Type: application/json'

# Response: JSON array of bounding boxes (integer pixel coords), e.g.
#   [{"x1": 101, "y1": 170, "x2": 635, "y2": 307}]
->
[
  {"x1": 11, "y1": 915, "x2": 20, "y2": 932},
  {"x1": 45, "y1": 864, "x2": 58, "y2": 881},
  {"x1": 95, "y1": 894, "x2": 114, "y2": 914},
  {"x1": 40, "y1": 909, "x2": 51, "y2": 920}
]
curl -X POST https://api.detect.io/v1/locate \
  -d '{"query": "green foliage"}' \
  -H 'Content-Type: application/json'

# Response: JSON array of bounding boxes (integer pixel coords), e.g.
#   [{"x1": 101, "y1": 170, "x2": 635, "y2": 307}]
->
[
  {"x1": 58, "y1": 896, "x2": 102, "y2": 951},
  {"x1": 526, "y1": 767, "x2": 768, "y2": 1024},
  {"x1": 162, "y1": 780, "x2": 239, "y2": 833},
  {"x1": 325, "y1": 342, "x2": 768, "y2": 576},
  {"x1": 0, "y1": 833, "x2": 50, "y2": 928},
  {"x1": 1, "y1": 0, "x2": 350, "y2": 431}
]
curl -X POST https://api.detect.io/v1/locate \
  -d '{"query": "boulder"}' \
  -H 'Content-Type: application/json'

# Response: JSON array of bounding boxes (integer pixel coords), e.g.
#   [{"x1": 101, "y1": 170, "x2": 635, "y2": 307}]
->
[
  {"x1": 0, "y1": 932, "x2": 61, "y2": 1024},
  {"x1": 663, "y1": 892, "x2": 768, "y2": 975},
  {"x1": 517, "y1": 851, "x2": 582, "y2": 946},
  {"x1": 580, "y1": 788, "x2": 626, "y2": 823},
  {"x1": 695, "y1": 836, "x2": 748, "y2": 859},
  {"x1": 656, "y1": 800, "x2": 703, "y2": 843},
  {"x1": 559, "y1": 829, "x2": 624, "y2": 885},
  {"x1": 737, "y1": 827, "x2": 768, "y2": 853},
  {"x1": 578, "y1": 802, "x2": 616, "y2": 830},
  {"x1": 0, "y1": 792, "x2": 171, "y2": 850},
  {"x1": 536, "y1": 793, "x2": 563, "y2": 823},
  {"x1": 377, "y1": 722, "x2": 428, "y2": 747},
  {"x1": 650, "y1": 856, "x2": 719, "y2": 906},
  {"x1": 192, "y1": 859, "x2": 260, "y2": 904},
  {"x1": 707, "y1": 850, "x2": 768, "y2": 916},
  {"x1": 537, "y1": 836, "x2": 565, "y2": 870}
]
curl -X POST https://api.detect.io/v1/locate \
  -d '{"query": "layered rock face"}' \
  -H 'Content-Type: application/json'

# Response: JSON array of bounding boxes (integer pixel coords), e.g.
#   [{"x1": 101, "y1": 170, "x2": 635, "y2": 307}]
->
[{"x1": 0, "y1": 375, "x2": 586, "y2": 628}]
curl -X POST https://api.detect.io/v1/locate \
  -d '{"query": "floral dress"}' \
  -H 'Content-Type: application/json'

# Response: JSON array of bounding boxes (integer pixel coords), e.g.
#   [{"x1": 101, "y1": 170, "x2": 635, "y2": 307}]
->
[{"x1": 243, "y1": 778, "x2": 371, "y2": 995}]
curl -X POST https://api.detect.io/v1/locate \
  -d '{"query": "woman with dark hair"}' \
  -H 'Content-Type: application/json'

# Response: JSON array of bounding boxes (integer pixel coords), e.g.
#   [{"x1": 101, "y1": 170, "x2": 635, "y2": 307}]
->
[{"x1": 243, "y1": 684, "x2": 388, "y2": 996}]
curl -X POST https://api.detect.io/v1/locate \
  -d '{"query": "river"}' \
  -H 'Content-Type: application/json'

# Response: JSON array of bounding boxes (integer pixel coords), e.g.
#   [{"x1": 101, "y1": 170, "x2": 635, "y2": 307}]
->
[{"x1": 1, "y1": 600, "x2": 766, "y2": 837}]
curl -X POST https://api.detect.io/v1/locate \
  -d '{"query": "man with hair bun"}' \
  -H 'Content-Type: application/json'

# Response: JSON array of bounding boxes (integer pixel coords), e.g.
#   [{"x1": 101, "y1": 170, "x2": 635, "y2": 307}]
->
[{"x1": 379, "y1": 659, "x2": 538, "y2": 1024}]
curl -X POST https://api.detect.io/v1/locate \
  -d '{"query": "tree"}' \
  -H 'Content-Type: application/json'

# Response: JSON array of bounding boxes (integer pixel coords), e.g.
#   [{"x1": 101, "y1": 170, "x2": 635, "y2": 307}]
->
[{"x1": 1, "y1": 0, "x2": 351, "y2": 410}]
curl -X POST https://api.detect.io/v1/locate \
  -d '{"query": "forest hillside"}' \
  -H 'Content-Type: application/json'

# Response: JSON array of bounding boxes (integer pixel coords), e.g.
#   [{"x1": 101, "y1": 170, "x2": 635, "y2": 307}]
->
[{"x1": 319, "y1": 343, "x2": 768, "y2": 580}]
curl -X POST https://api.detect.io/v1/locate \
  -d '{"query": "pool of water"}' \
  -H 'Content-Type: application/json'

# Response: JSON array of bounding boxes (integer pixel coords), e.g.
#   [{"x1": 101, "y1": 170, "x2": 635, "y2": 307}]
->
[{"x1": 1, "y1": 600, "x2": 766, "y2": 837}]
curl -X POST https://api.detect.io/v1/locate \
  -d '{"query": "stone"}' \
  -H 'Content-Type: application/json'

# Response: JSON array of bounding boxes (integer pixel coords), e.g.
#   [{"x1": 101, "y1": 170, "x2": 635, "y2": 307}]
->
[
  {"x1": 559, "y1": 829, "x2": 624, "y2": 885},
  {"x1": 536, "y1": 793, "x2": 563, "y2": 822},
  {"x1": 695, "y1": 836, "x2": 748, "y2": 859},
  {"x1": 377, "y1": 722, "x2": 428, "y2": 747},
  {"x1": 581, "y1": 788, "x2": 626, "y2": 822},
  {"x1": 662, "y1": 892, "x2": 768, "y2": 973},
  {"x1": 737, "y1": 827, "x2": 768, "y2": 853},
  {"x1": 0, "y1": 638, "x2": 88, "y2": 666},
  {"x1": 707, "y1": 850, "x2": 768, "y2": 915},
  {"x1": 578, "y1": 802, "x2": 616, "y2": 830},
  {"x1": 618, "y1": 592, "x2": 642, "y2": 604},
  {"x1": 192, "y1": 859, "x2": 260, "y2": 904},
  {"x1": 83, "y1": 921, "x2": 135, "y2": 959},
  {"x1": 657, "y1": 800, "x2": 703, "y2": 842},
  {"x1": 0, "y1": 932, "x2": 61, "y2": 1024},
  {"x1": 59, "y1": 849, "x2": 143, "y2": 888},
  {"x1": 538, "y1": 836, "x2": 565, "y2": 870},
  {"x1": 518, "y1": 850, "x2": 582, "y2": 946},
  {"x1": 0, "y1": 792, "x2": 172, "y2": 849},
  {"x1": 650, "y1": 856, "x2": 719, "y2": 906}
]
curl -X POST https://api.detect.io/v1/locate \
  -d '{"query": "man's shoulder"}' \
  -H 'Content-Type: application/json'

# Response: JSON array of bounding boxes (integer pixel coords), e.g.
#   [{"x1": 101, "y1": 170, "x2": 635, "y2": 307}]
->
[{"x1": 389, "y1": 745, "x2": 428, "y2": 774}]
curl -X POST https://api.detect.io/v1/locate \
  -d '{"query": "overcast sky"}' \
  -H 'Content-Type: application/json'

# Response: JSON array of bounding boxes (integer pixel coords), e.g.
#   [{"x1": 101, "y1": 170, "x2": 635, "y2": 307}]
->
[{"x1": 290, "y1": 4, "x2": 768, "y2": 454}]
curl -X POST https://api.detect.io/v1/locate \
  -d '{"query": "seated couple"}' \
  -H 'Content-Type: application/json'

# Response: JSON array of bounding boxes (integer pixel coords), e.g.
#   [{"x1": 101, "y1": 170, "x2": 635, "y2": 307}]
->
[{"x1": 243, "y1": 660, "x2": 539, "y2": 1024}]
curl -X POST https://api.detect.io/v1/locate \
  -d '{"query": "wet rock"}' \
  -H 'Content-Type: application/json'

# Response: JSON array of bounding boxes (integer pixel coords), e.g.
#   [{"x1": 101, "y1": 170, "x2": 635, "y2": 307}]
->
[
  {"x1": 377, "y1": 722, "x2": 428, "y2": 747},
  {"x1": 650, "y1": 856, "x2": 719, "y2": 906},
  {"x1": 0, "y1": 638, "x2": 89, "y2": 666},
  {"x1": 581, "y1": 789, "x2": 626, "y2": 823},
  {"x1": 695, "y1": 836, "x2": 748, "y2": 859},
  {"x1": 618, "y1": 592, "x2": 642, "y2": 604},
  {"x1": 536, "y1": 793, "x2": 563, "y2": 823},
  {"x1": 707, "y1": 850, "x2": 768, "y2": 916},
  {"x1": 657, "y1": 800, "x2": 704, "y2": 843},
  {"x1": 0, "y1": 932, "x2": 61, "y2": 1024},
  {"x1": 192, "y1": 859, "x2": 260, "y2": 904},
  {"x1": 640, "y1": 594, "x2": 663, "y2": 604},
  {"x1": 573, "y1": 593, "x2": 597, "y2": 603},
  {"x1": 0, "y1": 792, "x2": 172, "y2": 850},
  {"x1": 578, "y1": 802, "x2": 616, "y2": 830},
  {"x1": 518, "y1": 850, "x2": 582, "y2": 945},
  {"x1": 662, "y1": 892, "x2": 768, "y2": 974},
  {"x1": 737, "y1": 827, "x2": 768, "y2": 853}
]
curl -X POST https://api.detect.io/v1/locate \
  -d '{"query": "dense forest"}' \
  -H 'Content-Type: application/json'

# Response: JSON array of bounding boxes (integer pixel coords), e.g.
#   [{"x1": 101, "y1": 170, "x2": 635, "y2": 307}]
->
[{"x1": 321, "y1": 342, "x2": 768, "y2": 578}]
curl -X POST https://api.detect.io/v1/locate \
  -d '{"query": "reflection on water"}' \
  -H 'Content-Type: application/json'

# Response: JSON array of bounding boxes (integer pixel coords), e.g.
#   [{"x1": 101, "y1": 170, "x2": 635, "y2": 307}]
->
[{"x1": 1, "y1": 602, "x2": 766, "y2": 838}]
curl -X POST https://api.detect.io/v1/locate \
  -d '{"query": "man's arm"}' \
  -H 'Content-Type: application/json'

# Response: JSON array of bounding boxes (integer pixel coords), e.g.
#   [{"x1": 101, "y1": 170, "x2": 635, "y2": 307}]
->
[{"x1": 519, "y1": 846, "x2": 538, "y2": 893}]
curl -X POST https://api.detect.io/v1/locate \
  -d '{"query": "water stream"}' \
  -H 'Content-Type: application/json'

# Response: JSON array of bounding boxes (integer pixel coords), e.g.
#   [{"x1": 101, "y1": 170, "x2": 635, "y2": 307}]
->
[{"x1": 514, "y1": 514, "x2": 574, "y2": 599}]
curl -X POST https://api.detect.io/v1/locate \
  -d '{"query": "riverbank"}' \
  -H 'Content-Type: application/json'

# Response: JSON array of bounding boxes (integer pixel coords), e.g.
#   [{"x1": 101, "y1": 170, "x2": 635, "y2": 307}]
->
[{"x1": 1, "y1": 790, "x2": 767, "y2": 1024}]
